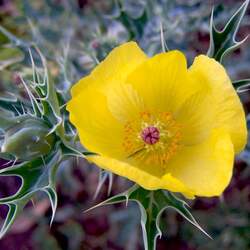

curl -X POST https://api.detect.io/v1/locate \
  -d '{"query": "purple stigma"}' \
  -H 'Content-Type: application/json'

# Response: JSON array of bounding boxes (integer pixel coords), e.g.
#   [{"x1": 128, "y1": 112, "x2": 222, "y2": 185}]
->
[{"x1": 141, "y1": 126, "x2": 160, "y2": 145}]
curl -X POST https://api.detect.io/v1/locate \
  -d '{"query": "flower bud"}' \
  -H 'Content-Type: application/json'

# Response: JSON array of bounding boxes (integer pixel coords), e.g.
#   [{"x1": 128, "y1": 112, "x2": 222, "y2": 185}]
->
[{"x1": 1, "y1": 117, "x2": 55, "y2": 160}]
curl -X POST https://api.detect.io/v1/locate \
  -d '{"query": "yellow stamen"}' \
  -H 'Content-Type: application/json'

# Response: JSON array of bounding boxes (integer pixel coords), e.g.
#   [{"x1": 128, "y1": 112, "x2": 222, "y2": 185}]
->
[{"x1": 123, "y1": 111, "x2": 181, "y2": 165}]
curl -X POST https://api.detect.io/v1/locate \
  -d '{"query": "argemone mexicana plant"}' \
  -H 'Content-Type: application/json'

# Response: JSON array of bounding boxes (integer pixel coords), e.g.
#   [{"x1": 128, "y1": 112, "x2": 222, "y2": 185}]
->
[
  {"x1": 0, "y1": 0, "x2": 249, "y2": 249},
  {"x1": 67, "y1": 42, "x2": 247, "y2": 199}
]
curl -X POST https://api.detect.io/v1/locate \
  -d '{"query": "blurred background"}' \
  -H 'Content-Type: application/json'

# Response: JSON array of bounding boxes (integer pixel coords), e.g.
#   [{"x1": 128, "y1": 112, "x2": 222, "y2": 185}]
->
[{"x1": 0, "y1": 0, "x2": 249, "y2": 249}]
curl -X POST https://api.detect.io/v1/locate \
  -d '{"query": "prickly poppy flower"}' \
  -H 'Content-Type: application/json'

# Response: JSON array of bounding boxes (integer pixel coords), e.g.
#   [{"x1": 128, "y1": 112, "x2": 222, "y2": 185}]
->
[{"x1": 67, "y1": 42, "x2": 247, "y2": 198}]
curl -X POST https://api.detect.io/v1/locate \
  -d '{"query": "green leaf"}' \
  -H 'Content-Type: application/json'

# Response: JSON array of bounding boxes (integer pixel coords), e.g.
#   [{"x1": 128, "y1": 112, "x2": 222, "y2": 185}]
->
[
  {"x1": 86, "y1": 185, "x2": 211, "y2": 250},
  {"x1": 27, "y1": 47, "x2": 65, "y2": 137},
  {"x1": 0, "y1": 47, "x2": 24, "y2": 70},
  {"x1": 0, "y1": 108, "x2": 18, "y2": 130},
  {"x1": 112, "y1": 0, "x2": 147, "y2": 39},
  {"x1": 0, "y1": 146, "x2": 62, "y2": 238},
  {"x1": 0, "y1": 26, "x2": 29, "y2": 47},
  {"x1": 0, "y1": 202, "x2": 25, "y2": 238},
  {"x1": 233, "y1": 79, "x2": 250, "y2": 92},
  {"x1": 207, "y1": 0, "x2": 249, "y2": 62},
  {"x1": 0, "y1": 152, "x2": 15, "y2": 161},
  {"x1": 122, "y1": 0, "x2": 146, "y2": 19},
  {"x1": 20, "y1": 76, "x2": 44, "y2": 118},
  {"x1": 60, "y1": 140, "x2": 95, "y2": 158},
  {"x1": 0, "y1": 91, "x2": 32, "y2": 116},
  {"x1": 0, "y1": 99, "x2": 22, "y2": 116},
  {"x1": 0, "y1": 29, "x2": 10, "y2": 46}
]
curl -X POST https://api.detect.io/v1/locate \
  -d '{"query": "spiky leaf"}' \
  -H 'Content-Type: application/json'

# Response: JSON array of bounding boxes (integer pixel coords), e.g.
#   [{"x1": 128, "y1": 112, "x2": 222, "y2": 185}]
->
[
  {"x1": 207, "y1": 0, "x2": 249, "y2": 62},
  {"x1": 0, "y1": 145, "x2": 61, "y2": 238},
  {"x1": 86, "y1": 185, "x2": 210, "y2": 250},
  {"x1": 233, "y1": 79, "x2": 250, "y2": 92},
  {"x1": 0, "y1": 92, "x2": 30, "y2": 116},
  {"x1": 94, "y1": 170, "x2": 113, "y2": 199}
]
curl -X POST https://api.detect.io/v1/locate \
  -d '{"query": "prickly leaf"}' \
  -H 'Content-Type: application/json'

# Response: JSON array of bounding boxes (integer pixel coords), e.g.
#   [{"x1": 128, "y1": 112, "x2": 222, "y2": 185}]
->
[
  {"x1": 207, "y1": 0, "x2": 249, "y2": 62},
  {"x1": 0, "y1": 147, "x2": 61, "y2": 238},
  {"x1": 233, "y1": 79, "x2": 250, "y2": 92},
  {"x1": 86, "y1": 185, "x2": 210, "y2": 250}
]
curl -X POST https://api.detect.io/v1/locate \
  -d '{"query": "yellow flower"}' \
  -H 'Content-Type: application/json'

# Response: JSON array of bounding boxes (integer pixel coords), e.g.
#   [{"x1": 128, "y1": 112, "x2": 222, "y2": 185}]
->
[{"x1": 67, "y1": 42, "x2": 247, "y2": 198}]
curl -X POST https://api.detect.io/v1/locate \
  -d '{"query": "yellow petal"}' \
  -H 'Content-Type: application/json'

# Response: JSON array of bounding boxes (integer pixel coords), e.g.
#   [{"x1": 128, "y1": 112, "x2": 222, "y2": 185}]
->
[
  {"x1": 71, "y1": 41, "x2": 147, "y2": 97},
  {"x1": 67, "y1": 42, "x2": 147, "y2": 158},
  {"x1": 67, "y1": 88, "x2": 125, "y2": 159},
  {"x1": 124, "y1": 50, "x2": 216, "y2": 145},
  {"x1": 87, "y1": 154, "x2": 194, "y2": 197},
  {"x1": 67, "y1": 42, "x2": 245, "y2": 199},
  {"x1": 107, "y1": 83, "x2": 145, "y2": 123},
  {"x1": 189, "y1": 55, "x2": 247, "y2": 153},
  {"x1": 175, "y1": 87, "x2": 215, "y2": 145},
  {"x1": 126, "y1": 51, "x2": 200, "y2": 113},
  {"x1": 166, "y1": 128, "x2": 234, "y2": 197}
]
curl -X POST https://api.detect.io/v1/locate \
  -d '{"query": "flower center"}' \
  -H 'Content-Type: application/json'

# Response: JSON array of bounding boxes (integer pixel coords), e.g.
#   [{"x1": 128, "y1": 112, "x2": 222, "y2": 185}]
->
[
  {"x1": 141, "y1": 126, "x2": 160, "y2": 145},
  {"x1": 123, "y1": 111, "x2": 182, "y2": 166}
]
